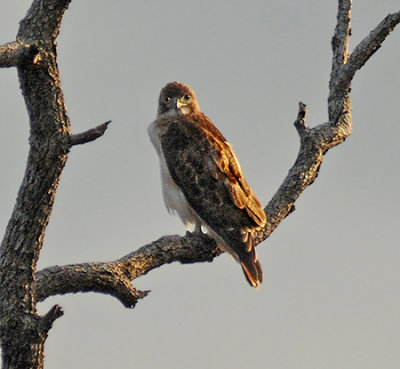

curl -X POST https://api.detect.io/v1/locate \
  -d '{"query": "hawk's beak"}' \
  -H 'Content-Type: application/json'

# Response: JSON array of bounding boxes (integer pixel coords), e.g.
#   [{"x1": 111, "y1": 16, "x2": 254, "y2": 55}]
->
[{"x1": 176, "y1": 97, "x2": 185, "y2": 109}]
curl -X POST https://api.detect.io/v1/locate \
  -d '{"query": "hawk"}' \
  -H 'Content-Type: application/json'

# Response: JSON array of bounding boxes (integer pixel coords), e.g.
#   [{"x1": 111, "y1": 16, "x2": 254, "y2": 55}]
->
[{"x1": 148, "y1": 82, "x2": 266, "y2": 287}]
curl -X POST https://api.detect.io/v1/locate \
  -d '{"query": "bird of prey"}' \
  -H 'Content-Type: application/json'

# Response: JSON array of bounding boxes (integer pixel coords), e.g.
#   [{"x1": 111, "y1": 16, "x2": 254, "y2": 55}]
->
[{"x1": 148, "y1": 82, "x2": 266, "y2": 287}]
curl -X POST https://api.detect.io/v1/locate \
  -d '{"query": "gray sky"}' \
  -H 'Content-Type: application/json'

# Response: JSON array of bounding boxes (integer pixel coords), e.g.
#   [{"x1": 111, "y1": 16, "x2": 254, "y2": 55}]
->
[{"x1": 1, "y1": 1, "x2": 399, "y2": 368}]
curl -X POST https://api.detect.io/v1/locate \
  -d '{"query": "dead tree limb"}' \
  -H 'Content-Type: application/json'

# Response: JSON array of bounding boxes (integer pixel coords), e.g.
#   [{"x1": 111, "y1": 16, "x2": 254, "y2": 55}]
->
[
  {"x1": 35, "y1": 234, "x2": 217, "y2": 308},
  {"x1": 0, "y1": 41, "x2": 39, "y2": 68},
  {"x1": 70, "y1": 121, "x2": 111, "y2": 146}
]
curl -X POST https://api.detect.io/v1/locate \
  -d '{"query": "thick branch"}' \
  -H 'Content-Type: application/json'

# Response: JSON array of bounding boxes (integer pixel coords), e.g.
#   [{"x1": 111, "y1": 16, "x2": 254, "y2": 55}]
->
[
  {"x1": 36, "y1": 263, "x2": 148, "y2": 308},
  {"x1": 70, "y1": 121, "x2": 111, "y2": 146},
  {"x1": 328, "y1": 0, "x2": 353, "y2": 124},
  {"x1": 330, "y1": 0, "x2": 352, "y2": 87},
  {"x1": 17, "y1": 0, "x2": 72, "y2": 43},
  {"x1": 255, "y1": 102, "x2": 323, "y2": 243},
  {"x1": 35, "y1": 234, "x2": 218, "y2": 307},
  {"x1": 0, "y1": 41, "x2": 39, "y2": 68}
]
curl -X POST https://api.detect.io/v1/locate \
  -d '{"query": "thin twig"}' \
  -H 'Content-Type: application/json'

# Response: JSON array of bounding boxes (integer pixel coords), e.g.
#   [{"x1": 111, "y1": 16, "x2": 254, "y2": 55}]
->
[{"x1": 70, "y1": 121, "x2": 111, "y2": 146}]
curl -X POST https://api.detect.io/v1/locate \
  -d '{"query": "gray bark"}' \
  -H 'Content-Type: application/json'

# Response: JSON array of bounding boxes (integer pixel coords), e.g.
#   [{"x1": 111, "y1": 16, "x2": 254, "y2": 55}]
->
[{"x1": 0, "y1": 0, "x2": 398, "y2": 368}]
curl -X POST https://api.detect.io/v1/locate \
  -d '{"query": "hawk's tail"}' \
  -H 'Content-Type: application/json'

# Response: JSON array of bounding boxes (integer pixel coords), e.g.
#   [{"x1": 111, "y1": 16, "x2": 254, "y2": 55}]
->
[
  {"x1": 240, "y1": 258, "x2": 263, "y2": 288},
  {"x1": 240, "y1": 249, "x2": 263, "y2": 288},
  {"x1": 236, "y1": 231, "x2": 263, "y2": 288},
  {"x1": 213, "y1": 228, "x2": 263, "y2": 288}
]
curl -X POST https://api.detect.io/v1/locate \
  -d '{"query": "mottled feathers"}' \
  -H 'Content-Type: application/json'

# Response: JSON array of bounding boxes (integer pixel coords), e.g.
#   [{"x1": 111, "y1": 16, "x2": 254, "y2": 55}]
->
[{"x1": 149, "y1": 82, "x2": 266, "y2": 287}]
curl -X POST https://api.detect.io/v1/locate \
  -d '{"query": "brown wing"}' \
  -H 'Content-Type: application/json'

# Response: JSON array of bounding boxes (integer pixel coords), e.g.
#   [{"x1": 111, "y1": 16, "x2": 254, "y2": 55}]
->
[
  {"x1": 160, "y1": 113, "x2": 266, "y2": 287},
  {"x1": 191, "y1": 112, "x2": 266, "y2": 226},
  {"x1": 210, "y1": 137, "x2": 266, "y2": 229}
]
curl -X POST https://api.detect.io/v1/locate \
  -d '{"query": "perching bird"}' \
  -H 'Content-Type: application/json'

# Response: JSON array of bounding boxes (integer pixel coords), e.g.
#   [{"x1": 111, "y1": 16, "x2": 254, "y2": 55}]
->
[{"x1": 148, "y1": 82, "x2": 266, "y2": 287}]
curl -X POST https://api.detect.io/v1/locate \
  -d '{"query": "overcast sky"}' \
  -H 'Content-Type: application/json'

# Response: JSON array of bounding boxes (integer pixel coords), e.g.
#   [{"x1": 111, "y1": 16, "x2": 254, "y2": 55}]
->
[{"x1": 1, "y1": 1, "x2": 399, "y2": 368}]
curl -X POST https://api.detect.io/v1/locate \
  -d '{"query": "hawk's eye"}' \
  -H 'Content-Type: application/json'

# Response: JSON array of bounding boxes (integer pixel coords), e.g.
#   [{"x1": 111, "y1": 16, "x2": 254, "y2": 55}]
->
[
  {"x1": 164, "y1": 96, "x2": 171, "y2": 104},
  {"x1": 183, "y1": 94, "x2": 191, "y2": 102}
]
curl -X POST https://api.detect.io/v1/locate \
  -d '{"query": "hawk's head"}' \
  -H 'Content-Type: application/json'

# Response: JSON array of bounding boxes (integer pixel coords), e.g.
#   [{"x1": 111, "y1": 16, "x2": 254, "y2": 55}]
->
[{"x1": 157, "y1": 82, "x2": 200, "y2": 116}]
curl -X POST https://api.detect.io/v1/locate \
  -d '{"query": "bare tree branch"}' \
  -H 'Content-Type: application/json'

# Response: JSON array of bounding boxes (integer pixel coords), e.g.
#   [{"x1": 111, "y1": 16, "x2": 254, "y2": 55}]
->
[
  {"x1": 35, "y1": 233, "x2": 219, "y2": 307},
  {"x1": 332, "y1": 10, "x2": 400, "y2": 100},
  {"x1": 330, "y1": 0, "x2": 352, "y2": 88},
  {"x1": 70, "y1": 121, "x2": 111, "y2": 146},
  {"x1": 0, "y1": 41, "x2": 39, "y2": 68},
  {"x1": 36, "y1": 263, "x2": 149, "y2": 308},
  {"x1": 17, "y1": 0, "x2": 72, "y2": 42},
  {"x1": 328, "y1": 0, "x2": 353, "y2": 125},
  {"x1": 348, "y1": 10, "x2": 400, "y2": 69},
  {"x1": 256, "y1": 102, "x2": 335, "y2": 244},
  {"x1": 40, "y1": 305, "x2": 64, "y2": 332}
]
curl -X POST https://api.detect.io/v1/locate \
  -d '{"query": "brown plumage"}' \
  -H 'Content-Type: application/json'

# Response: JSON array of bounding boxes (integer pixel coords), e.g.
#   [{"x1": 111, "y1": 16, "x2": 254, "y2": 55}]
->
[{"x1": 149, "y1": 82, "x2": 266, "y2": 287}]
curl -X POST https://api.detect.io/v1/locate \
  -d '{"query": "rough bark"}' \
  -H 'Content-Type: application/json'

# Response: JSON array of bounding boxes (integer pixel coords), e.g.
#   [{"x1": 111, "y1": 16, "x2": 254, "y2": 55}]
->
[
  {"x1": 0, "y1": 1, "x2": 108, "y2": 368},
  {"x1": 0, "y1": 0, "x2": 72, "y2": 366},
  {"x1": 35, "y1": 233, "x2": 217, "y2": 308},
  {"x1": 0, "y1": 0, "x2": 398, "y2": 368}
]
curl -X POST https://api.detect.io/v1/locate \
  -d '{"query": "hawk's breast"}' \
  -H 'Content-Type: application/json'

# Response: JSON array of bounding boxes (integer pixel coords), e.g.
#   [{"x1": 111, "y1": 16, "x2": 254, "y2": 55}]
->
[{"x1": 148, "y1": 120, "x2": 199, "y2": 231}]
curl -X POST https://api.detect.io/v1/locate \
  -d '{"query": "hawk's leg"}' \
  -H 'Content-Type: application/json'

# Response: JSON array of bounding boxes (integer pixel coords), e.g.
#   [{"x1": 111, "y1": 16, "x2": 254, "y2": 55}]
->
[{"x1": 193, "y1": 220, "x2": 202, "y2": 233}]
